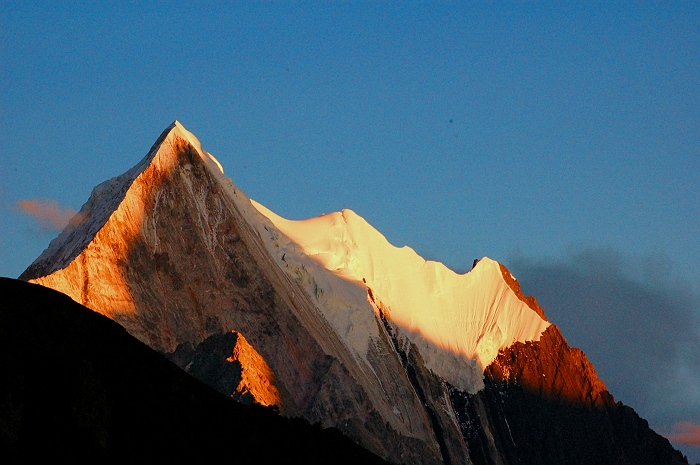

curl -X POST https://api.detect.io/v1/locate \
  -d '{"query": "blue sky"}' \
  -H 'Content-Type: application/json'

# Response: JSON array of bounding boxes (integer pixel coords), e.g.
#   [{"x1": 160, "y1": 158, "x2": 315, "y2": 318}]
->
[{"x1": 2, "y1": 2, "x2": 699, "y2": 460}]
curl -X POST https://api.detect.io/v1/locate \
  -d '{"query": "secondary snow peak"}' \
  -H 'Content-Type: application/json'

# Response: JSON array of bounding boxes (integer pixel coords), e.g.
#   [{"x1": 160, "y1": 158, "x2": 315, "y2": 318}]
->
[{"x1": 250, "y1": 201, "x2": 551, "y2": 392}]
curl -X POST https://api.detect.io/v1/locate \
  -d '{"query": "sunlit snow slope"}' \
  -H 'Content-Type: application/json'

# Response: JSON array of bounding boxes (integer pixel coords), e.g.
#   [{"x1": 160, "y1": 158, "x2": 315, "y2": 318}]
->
[{"x1": 250, "y1": 202, "x2": 550, "y2": 392}]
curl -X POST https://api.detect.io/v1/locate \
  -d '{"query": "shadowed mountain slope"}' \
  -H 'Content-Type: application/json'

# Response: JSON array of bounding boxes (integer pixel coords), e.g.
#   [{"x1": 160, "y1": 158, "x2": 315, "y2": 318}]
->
[{"x1": 0, "y1": 278, "x2": 389, "y2": 464}]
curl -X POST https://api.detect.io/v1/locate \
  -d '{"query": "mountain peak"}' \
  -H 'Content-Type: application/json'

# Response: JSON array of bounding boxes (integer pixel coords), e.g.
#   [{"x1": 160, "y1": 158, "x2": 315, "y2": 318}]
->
[
  {"x1": 21, "y1": 123, "x2": 689, "y2": 465},
  {"x1": 20, "y1": 121, "x2": 228, "y2": 282},
  {"x1": 153, "y1": 120, "x2": 225, "y2": 176}
]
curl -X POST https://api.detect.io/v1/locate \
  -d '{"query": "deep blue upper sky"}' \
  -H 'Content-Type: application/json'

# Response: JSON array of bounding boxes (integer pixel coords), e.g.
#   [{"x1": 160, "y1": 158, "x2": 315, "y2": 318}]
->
[{"x1": 2, "y1": 2, "x2": 699, "y2": 460}]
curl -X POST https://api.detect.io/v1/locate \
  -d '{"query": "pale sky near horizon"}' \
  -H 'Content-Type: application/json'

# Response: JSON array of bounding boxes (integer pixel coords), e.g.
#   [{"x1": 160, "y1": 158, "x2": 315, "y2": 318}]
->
[{"x1": 2, "y1": 2, "x2": 699, "y2": 460}]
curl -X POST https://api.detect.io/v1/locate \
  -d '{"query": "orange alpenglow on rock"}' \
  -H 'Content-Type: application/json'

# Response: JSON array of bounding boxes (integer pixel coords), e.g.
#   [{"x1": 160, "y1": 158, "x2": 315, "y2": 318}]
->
[{"x1": 226, "y1": 331, "x2": 282, "y2": 408}]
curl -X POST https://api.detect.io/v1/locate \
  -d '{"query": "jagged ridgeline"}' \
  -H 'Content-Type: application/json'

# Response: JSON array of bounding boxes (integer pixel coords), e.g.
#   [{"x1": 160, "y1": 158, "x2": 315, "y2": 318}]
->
[{"x1": 21, "y1": 122, "x2": 688, "y2": 465}]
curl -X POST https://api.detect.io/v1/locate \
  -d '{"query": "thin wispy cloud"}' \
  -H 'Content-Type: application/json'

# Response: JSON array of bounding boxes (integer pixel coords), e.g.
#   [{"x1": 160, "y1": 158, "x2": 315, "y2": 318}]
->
[
  {"x1": 666, "y1": 422, "x2": 700, "y2": 447},
  {"x1": 17, "y1": 199, "x2": 78, "y2": 232}
]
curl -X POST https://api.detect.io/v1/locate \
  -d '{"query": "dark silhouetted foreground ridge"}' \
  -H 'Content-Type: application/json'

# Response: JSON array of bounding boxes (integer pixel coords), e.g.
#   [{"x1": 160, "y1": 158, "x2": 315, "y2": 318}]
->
[{"x1": 0, "y1": 278, "x2": 390, "y2": 464}]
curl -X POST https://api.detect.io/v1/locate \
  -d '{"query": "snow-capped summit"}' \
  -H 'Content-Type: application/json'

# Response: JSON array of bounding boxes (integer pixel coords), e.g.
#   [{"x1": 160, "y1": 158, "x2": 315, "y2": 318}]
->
[
  {"x1": 21, "y1": 122, "x2": 689, "y2": 465},
  {"x1": 23, "y1": 121, "x2": 219, "y2": 278}
]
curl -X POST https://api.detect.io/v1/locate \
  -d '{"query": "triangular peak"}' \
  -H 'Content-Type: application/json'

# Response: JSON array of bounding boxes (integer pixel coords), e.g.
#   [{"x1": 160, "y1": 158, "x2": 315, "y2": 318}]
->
[
  {"x1": 20, "y1": 122, "x2": 220, "y2": 280},
  {"x1": 170, "y1": 121, "x2": 224, "y2": 176}
]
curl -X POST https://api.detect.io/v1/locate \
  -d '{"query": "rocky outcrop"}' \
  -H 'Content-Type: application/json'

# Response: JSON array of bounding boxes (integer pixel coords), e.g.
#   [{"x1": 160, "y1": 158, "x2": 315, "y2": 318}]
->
[
  {"x1": 167, "y1": 331, "x2": 283, "y2": 407},
  {"x1": 465, "y1": 324, "x2": 688, "y2": 465}
]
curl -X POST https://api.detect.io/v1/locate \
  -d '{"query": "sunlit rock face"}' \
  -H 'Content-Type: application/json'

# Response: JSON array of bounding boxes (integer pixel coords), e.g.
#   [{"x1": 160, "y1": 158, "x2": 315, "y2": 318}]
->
[
  {"x1": 167, "y1": 330, "x2": 283, "y2": 408},
  {"x1": 21, "y1": 122, "x2": 688, "y2": 465},
  {"x1": 469, "y1": 325, "x2": 688, "y2": 465}
]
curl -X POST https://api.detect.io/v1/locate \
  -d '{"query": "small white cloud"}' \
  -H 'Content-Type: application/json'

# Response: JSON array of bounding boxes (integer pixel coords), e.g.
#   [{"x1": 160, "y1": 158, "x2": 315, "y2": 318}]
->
[
  {"x1": 17, "y1": 198, "x2": 78, "y2": 232},
  {"x1": 666, "y1": 421, "x2": 700, "y2": 447}
]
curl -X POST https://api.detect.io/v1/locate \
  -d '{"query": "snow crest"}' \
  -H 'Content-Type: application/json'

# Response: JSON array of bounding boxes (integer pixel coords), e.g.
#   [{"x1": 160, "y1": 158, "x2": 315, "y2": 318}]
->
[
  {"x1": 172, "y1": 121, "x2": 224, "y2": 175},
  {"x1": 248, "y1": 203, "x2": 550, "y2": 392}
]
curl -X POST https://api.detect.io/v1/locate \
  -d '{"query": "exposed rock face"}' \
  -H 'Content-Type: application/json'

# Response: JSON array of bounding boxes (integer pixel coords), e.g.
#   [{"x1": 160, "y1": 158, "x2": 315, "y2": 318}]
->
[
  {"x1": 167, "y1": 330, "x2": 283, "y2": 407},
  {"x1": 21, "y1": 122, "x2": 688, "y2": 464},
  {"x1": 476, "y1": 264, "x2": 688, "y2": 464},
  {"x1": 469, "y1": 325, "x2": 688, "y2": 465}
]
